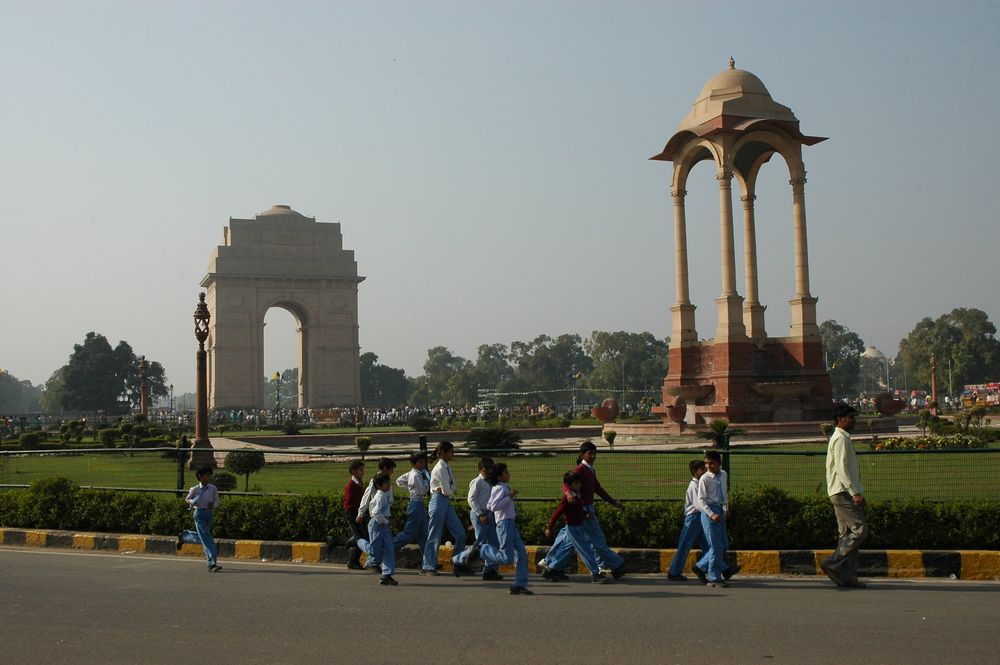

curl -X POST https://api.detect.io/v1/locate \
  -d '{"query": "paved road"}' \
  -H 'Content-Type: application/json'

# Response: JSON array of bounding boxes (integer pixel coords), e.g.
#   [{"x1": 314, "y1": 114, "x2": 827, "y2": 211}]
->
[{"x1": 2, "y1": 548, "x2": 997, "y2": 665}]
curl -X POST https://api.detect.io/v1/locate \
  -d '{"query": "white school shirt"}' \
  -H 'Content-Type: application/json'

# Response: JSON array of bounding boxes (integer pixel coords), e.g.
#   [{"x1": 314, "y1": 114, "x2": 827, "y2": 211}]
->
[
  {"x1": 467, "y1": 475, "x2": 492, "y2": 517},
  {"x1": 695, "y1": 470, "x2": 728, "y2": 518},
  {"x1": 358, "y1": 477, "x2": 393, "y2": 519},
  {"x1": 185, "y1": 483, "x2": 220, "y2": 510},
  {"x1": 369, "y1": 489, "x2": 392, "y2": 525},
  {"x1": 683, "y1": 477, "x2": 700, "y2": 516},
  {"x1": 430, "y1": 459, "x2": 456, "y2": 497},
  {"x1": 487, "y1": 482, "x2": 517, "y2": 522},
  {"x1": 396, "y1": 468, "x2": 431, "y2": 500}
]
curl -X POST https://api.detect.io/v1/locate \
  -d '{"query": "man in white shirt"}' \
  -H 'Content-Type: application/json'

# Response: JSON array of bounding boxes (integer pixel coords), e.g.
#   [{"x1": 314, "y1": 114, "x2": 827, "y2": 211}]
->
[
  {"x1": 821, "y1": 404, "x2": 869, "y2": 588},
  {"x1": 393, "y1": 451, "x2": 431, "y2": 550}
]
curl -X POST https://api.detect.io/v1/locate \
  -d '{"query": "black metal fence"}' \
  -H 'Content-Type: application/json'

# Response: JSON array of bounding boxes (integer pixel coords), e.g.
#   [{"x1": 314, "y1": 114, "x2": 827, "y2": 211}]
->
[{"x1": 1, "y1": 446, "x2": 997, "y2": 502}]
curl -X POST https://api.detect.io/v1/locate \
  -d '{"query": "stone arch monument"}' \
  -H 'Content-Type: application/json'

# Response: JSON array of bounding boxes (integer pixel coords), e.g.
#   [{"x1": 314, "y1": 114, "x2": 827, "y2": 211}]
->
[
  {"x1": 651, "y1": 59, "x2": 832, "y2": 423},
  {"x1": 200, "y1": 205, "x2": 364, "y2": 409}
]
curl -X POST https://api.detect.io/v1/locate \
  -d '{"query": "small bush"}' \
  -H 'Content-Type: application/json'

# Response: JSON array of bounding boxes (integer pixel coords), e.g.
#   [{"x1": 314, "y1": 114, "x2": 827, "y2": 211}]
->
[
  {"x1": 281, "y1": 419, "x2": 301, "y2": 436},
  {"x1": 224, "y1": 449, "x2": 266, "y2": 491},
  {"x1": 18, "y1": 432, "x2": 42, "y2": 451},
  {"x1": 98, "y1": 429, "x2": 120, "y2": 448},
  {"x1": 465, "y1": 427, "x2": 522, "y2": 455},
  {"x1": 409, "y1": 415, "x2": 438, "y2": 432},
  {"x1": 355, "y1": 436, "x2": 372, "y2": 458},
  {"x1": 212, "y1": 471, "x2": 238, "y2": 492}
]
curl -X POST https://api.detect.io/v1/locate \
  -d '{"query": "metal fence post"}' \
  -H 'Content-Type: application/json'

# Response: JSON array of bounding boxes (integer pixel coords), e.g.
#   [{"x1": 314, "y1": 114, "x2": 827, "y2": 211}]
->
[{"x1": 176, "y1": 436, "x2": 187, "y2": 494}]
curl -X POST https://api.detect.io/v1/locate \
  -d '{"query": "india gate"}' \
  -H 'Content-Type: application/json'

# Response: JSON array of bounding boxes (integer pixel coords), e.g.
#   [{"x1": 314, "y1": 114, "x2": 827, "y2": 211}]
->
[
  {"x1": 200, "y1": 205, "x2": 364, "y2": 409},
  {"x1": 652, "y1": 59, "x2": 832, "y2": 424}
]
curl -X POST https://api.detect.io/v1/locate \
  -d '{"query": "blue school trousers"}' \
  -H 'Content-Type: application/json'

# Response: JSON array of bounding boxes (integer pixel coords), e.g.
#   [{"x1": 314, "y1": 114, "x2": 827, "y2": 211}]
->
[
  {"x1": 545, "y1": 507, "x2": 623, "y2": 572},
  {"x1": 422, "y1": 493, "x2": 466, "y2": 571},
  {"x1": 393, "y1": 498, "x2": 429, "y2": 551},
  {"x1": 471, "y1": 512, "x2": 500, "y2": 573},
  {"x1": 696, "y1": 506, "x2": 728, "y2": 582},
  {"x1": 180, "y1": 508, "x2": 217, "y2": 567},
  {"x1": 358, "y1": 519, "x2": 395, "y2": 575},
  {"x1": 668, "y1": 511, "x2": 708, "y2": 576},
  {"x1": 479, "y1": 518, "x2": 529, "y2": 588}
]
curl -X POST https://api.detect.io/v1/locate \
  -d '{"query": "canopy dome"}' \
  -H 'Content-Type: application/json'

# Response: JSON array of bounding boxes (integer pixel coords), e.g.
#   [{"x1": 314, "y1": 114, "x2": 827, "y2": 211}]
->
[{"x1": 677, "y1": 57, "x2": 797, "y2": 131}]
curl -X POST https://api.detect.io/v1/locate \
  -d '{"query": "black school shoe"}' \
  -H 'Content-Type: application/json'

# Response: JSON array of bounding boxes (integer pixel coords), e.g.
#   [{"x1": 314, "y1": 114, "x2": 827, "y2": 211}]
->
[
  {"x1": 508, "y1": 585, "x2": 533, "y2": 595},
  {"x1": 379, "y1": 575, "x2": 398, "y2": 586},
  {"x1": 667, "y1": 573, "x2": 688, "y2": 581},
  {"x1": 692, "y1": 565, "x2": 708, "y2": 585},
  {"x1": 611, "y1": 564, "x2": 627, "y2": 580},
  {"x1": 419, "y1": 568, "x2": 439, "y2": 576},
  {"x1": 452, "y1": 563, "x2": 475, "y2": 577},
  {"x1": 176, "y1": 534, "x2": 183, "y2": 551},
  {"x1": 722, "y1": 564, "x2": 741, "y2": 581},
  {"x1": 481, "y1": 569, "x2": 504, "y2": 581}
]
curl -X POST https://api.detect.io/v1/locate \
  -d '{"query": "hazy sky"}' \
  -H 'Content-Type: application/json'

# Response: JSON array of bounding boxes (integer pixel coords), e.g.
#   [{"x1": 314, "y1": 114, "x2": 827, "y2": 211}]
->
[{"x1": 3, "y1": 1, "x2": 999, "y2": 394}]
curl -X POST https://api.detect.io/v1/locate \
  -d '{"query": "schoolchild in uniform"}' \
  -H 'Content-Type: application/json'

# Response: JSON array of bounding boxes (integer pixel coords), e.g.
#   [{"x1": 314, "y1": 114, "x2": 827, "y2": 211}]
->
[
  {"x1": 542, "y1": 441, "x2": 627, "y2": 580},
  {"x1": 339, "y1": 460, "x2": 366, "y2": 568},
  {"x1": 666, "y1": 460, "x2": 708, "y2": 581},
  {"x1": 356, "y1": 474, "x2": 399, "y2": 586},
  {"x1": 693, "y1": 450, "x2": 731, "y2": 588},
  {"x1": 356, "y1": 457, "x2": 397, "y2": 572},
  {"x1": 468, "y1": 463, "x2": 533, "y2": 595},
  {"x1": 393, "y1": 451, "x2": 431, "y2": 551},
  {"x1": 421, "y1": 441, "x2": 470, "y2": 576},
  {"x1": 544, "y1": 471, "x2": 608, "y2": 583},
  {"x1": 177, "y1": 466, "x2": 222, "y2": 572},
  {"x1": 467, "y1": 457, "x2": 503, "y2": 581}
]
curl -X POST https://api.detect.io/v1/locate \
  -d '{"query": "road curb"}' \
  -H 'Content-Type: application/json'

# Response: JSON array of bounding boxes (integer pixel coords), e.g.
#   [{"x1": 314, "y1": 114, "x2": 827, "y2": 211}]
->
[{"x1": 2, "y1": 527, "x2": 997, "y2": 579}]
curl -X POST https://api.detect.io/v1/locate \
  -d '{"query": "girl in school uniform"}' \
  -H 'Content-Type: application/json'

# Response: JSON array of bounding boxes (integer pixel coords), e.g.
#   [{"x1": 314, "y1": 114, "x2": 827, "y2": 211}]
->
[{"x1": 471, "y1": 462, "x2": 533, "y2": 595}]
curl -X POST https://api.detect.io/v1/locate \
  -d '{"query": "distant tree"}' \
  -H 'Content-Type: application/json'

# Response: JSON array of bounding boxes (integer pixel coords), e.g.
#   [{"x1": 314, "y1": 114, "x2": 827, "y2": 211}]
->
[
  {"x1": 583, "y1": 331, "x2": 669, "y2": 398},
  {"x1": 417, "y1": 346, "x2": 476, "y2": 405},
  {"x1": 224, "y1": 449, "x2": 266, "y2": 491},
  {"x1": 509, "y1": 334, "x2": 593, "y2": 392},
  {"x1": 898, "y1": 308, "x2": 1000, "y2": 392},
  {"x1": 0, "y1": 370, "x2": 43, "y2": 412},
  {"x1": 46, "y1": 333, "x2": 170, "y2": 414},
  {"x1": 819, "y1": 320, "x2": 865, "y2": 397},
  {"x1": 360, "y1": 352, "x2": 411, "y2": 406}
]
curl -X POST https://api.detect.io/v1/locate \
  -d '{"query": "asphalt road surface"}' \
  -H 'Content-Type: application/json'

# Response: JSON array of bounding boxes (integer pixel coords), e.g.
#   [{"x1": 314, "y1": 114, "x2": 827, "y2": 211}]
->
[{"x1": 2, "y1": 548, "x2": 997, "y2": 665}]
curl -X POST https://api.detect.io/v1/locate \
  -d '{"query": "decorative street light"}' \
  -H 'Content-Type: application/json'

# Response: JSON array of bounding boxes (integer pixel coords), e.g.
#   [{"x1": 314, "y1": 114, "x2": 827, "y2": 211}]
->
[
  {"x1": 169, "y1": 383, "x2": 174, "y2": 414},
  {"x1": 274, "y1": 371, "x2": 282, "y2": 421},
  {"x1": 189, "y1": 292, "x2": 214, "y2": 469}
]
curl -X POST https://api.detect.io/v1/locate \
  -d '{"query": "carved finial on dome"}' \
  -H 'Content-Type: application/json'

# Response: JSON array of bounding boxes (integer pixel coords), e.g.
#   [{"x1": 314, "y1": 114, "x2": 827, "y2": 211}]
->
[{"x1": 729, "y1": 56, "x2": 735, "y2": 70}]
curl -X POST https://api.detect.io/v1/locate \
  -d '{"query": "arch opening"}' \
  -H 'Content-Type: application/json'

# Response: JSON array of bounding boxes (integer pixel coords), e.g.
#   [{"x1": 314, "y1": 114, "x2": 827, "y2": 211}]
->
[{"x1": 263, "y1": 305, "x2": 306, "y2": 410}]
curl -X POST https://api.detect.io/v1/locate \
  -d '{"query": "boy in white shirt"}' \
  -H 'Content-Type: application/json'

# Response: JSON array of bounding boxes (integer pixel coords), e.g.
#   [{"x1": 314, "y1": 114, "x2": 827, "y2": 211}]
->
[
  {"x1": 356, "y1": 474, "x2": 399, "y2": 586},
  {"x1": 177, "y1": 466, "x2": 222, "y2": 572},
  {"x1": 666, "y1": 460, "x2": 708, "y2": 581},
  {"x1": 466, "y1": 457, "x2": 502, "y2": 581},
  {"x1": 393, "y1": 451, "x2": 431, "y2": 551},
  {"x1": 692, "y1": 450, "x2": 730, "y2": 588},
  {"x1": 421, "y1": 441, "x2": 469, "y2": 575}
]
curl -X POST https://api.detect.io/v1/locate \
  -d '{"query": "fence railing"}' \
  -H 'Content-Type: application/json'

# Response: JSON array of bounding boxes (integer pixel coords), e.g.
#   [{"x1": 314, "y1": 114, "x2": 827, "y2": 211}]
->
[{"x1": 0, "y1": 446, "x2": 996, "y2": 502}]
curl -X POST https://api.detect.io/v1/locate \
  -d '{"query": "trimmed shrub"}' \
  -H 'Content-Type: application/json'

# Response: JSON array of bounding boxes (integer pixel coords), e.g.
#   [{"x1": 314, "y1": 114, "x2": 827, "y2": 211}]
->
[
  {"x1": 211, "y1": 471, "x2": 238, "y2": 492},
  {"x1": 98, "y1": 429, "x2": 119, "y2": 448},
  {"x1": 18, "y1": 432, "x2": 41, "y2": 451},
  {"x1": 409, "y1": 415, "x2": 438, "y2": 432},
  {"x1": 224, "y1": 449, "x2": 266, "y2": 491}
]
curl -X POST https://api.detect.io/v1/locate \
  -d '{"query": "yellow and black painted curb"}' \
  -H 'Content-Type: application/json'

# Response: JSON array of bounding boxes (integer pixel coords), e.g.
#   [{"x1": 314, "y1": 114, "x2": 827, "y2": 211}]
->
[{"x1": 2, "y1": 527, "x2": 997, "y2": 580}]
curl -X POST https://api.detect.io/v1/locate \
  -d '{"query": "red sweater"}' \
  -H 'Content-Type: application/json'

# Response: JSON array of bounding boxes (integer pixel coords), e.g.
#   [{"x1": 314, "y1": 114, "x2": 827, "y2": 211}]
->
[
  {"x1": 562, "y1": 462, "x2": 615, "y2": 506},
  {"x1": 343, "y1": 478, "x2": 363, "y2": 511},
  {"x1": 548, "y1": 494, "x2": 586, "y2": 529}
]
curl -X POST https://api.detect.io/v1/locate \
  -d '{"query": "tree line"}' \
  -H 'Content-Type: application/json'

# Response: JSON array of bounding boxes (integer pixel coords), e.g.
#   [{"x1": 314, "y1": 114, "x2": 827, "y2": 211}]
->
[{"x1": 2, "y1": 307, "x2": 998, "y2": 413}]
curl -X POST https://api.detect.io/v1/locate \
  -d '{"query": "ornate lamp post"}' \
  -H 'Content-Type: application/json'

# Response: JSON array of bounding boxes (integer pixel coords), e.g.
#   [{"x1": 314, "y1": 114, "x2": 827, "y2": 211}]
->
[
  {"x1": 139, "y1": 356, "x2": 150, "y2": 420},
  {"x1": 273, "y1": 371, "x2": 282, "y2": 422},
  {"x1": 189, "y1": 292, "x2": 215, "y2": 469}
]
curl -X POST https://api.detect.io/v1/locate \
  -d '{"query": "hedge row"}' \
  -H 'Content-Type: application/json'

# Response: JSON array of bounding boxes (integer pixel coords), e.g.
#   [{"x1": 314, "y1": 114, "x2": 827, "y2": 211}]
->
[{"x1": 1, "y1": 479, "x2": 998, "y2": 550}]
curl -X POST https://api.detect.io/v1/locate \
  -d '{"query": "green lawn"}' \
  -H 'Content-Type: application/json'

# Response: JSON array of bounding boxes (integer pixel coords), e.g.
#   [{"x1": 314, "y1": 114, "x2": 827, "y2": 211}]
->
[{"x1": 2, "y1": 446, "x2": 997, "y2": 502}]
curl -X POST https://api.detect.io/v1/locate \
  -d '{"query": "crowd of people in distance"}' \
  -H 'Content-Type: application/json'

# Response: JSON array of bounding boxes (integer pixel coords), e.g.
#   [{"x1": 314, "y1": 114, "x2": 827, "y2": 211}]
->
[{"x1": 177, "y1": 404, "x2": 871, "y2": 592}]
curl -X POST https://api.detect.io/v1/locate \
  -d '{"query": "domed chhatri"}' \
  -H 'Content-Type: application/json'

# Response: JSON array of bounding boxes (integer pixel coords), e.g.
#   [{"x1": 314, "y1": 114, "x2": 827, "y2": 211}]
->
[{"x1": 650, "y1": 58, "x2": 833, "y2": 426}]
